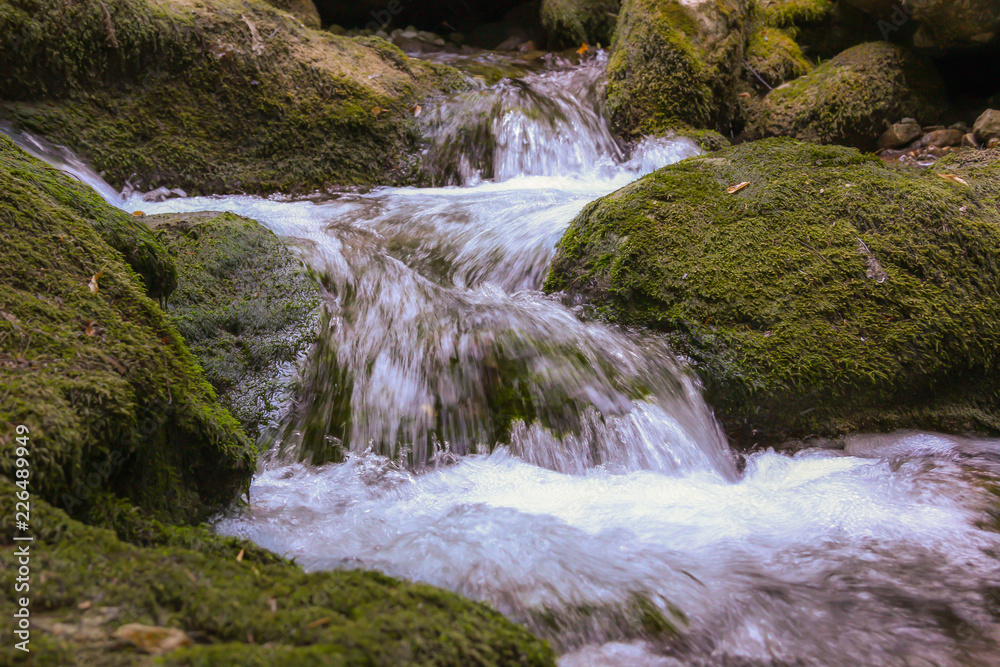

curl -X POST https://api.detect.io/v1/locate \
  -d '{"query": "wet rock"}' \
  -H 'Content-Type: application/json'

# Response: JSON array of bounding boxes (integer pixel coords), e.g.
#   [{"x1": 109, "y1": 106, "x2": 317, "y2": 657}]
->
[
  {"x1": 546, "y1": 138, "x2": 1000, "y2": 444},
  {"x1": 974, "y1": 109, "x2": 1000, "y2": 143},
  {"x1": 746, "y1": 42, "x2": 947, "y2": 150},
  {"x1": 262, "y1": 0, "x2": 321, "y2": 29},
  {"x1": 606, "y1": 0, "x2": 752, "y2": 138},
  {"x1": 962, "y1": 132, "x2": 981, "y2": 149},
  {"x1": 921, "y1": 128, "x2": 964, "y2": 148},
  {"x1": 877, "y1": 118, "x2": 923, "y2": 149},
  {"x1": 0, "y1": 0, "x2": 468, "y2": 195},
  {"x1": 540, "y1": 0, "x2": 619, "y2": 49}
]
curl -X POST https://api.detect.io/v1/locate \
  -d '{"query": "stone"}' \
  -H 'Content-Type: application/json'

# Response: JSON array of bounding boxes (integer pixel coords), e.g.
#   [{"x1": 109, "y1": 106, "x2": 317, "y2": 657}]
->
[
  {"x1": 921, "y1": 129, "x2": 964, "y2": 148},
  {"x1": 877, "y1": 119, "x2": 923, "y2": 149},
  {"x1": 973, "y1": 109, "x2": 1000, "y2": 143},
  {"x1": 962, "y1": 133, "x2": 981, "y2": 149}
]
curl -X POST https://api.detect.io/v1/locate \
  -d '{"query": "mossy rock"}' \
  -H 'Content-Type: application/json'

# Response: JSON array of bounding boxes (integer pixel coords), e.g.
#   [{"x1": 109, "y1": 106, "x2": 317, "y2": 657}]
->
[
  {"x1": 745, "y1": 26, "x2": 813, "y2": 91},
  {"x1": 545, "y1": 139, "x2": 1000, "y2": 445},
  {"x1": 263, "y1": 0, "x2": 321, "y2": 29},
  {"x1": 148, "y1": 211, "x2": 321, "y2": 437},
  {"x1": 605, "y1": 0, "x2": 752, "y2": 138},
  {"x1": 746, "y1": 42, "x2": 948, "y2": 150},
  {"x1": 0, "y1": 0, "x2": 468, "y2": 195},
  {"x1": 0, "y1": 478, "x2": 557, "y2": 666},
  {"x1": 0, "y1": 136, "x2": 253, "y2": 524},
  {"x1": 540, "y1": 0, "x2": 619, "y2": 49},
  {"x1": 758, "y1": 0, "x2": 835, "y2": 29}
]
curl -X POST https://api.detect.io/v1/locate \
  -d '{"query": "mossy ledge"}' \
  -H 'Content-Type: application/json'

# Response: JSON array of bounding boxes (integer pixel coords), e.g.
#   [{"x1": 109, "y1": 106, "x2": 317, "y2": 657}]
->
[
  {"x1": 545, "y1": 139, "x2": 1000, "y2": 445},
  {"x1": 0, "y1": 0, "x2": 469, "y2": 196},
  {"x1": 149, "y1": 211, "x2": 322, "y2": 437}
]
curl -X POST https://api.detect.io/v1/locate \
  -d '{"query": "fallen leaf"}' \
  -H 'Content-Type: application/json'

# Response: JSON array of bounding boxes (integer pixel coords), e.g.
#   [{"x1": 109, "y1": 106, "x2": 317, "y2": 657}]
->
[
  {"x1": 577, "y1": 43, "x2": 588, "y2": 55},
  {"x1": 307, "y1": 617, "x2": 331, "y2": 629},
  {"x1": 88, "y1": 267, "x2": 106, "y2": 294},
  {"x1": 726, "y1": 181, "x2": 750, "y2": 194},
  {"x1": 410, "y1": 104, "x2": 422, "y2": 117},
  {"x1": 78, "y1": 601, "x2": 92, "y2": 610},
  {"x1": 372, "y1": 106, "x2": 383, "y2": 116},
  {"x1": 738, "y1": 92, "x2": 752, "y2": 99},
  {"x1": 937, "y1": 173, "x2": 969, "y2": 186},
  {"x1": 85, "y1": 321, "x2": 99, "y2": 337},
  {"x1": 184, "y1": 569, "x2": 197, "y2": 584},
  {"x1": 268, "y1": 597, "x2": 278, "y2": 613},
  {"x1": 236, "y1": 548, "x2": 245, "y2": 563},
  {"x1": 131, "y1": 211, "x2": 145, "y2": 217}
]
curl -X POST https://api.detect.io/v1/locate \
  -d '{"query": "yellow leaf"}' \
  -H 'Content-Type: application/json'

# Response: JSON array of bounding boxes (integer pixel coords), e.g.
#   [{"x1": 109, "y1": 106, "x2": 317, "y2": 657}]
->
[
  {"x1": 726, "y1": 181, "x2": 750, "y2": 194},
  {"x1": 410, "y1": 104, "x2": 422, "y2": 117},
  {"x1": 131, "y1": 211, "x2": 145, "y2": 217},
  {"x1": 307, "y1": 617, "x2": 331, "y2": 629},
  {"x1": 236, "y1": 548, "x2": 245, "y2": 563},
  {"x1": 372, "y1": 106, "x2": 382, "y2": 116},
  {"x1": 577, "y1": 43, "x2": 589, "y2": 55},
  {"x1": 937, "y1": 173, "x2": 969, "y2": 186},
  {"x1": 85, "y1": 321, "x2": 98, "y2": 337},
  {"x1": 88, "y1": 267, "x2": 106, "y2": 294}
]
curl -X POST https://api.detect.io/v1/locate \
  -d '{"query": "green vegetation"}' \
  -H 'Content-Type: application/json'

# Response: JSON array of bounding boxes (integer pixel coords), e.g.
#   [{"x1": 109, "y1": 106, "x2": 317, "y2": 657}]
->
[
  {"x1": 149, "y1": 211, "x2": 321, "y2": 436},
  {"x1": 744, "y1": 26, "x2": 813, "y2": 90},
  {"x1": 746, "y1": 42, "x2": 947, "y2": 150},
  {"x1": 540, "y1": 0, "x2": 620, "y2": 49},
  {"x1": 546, "y1": 139, "x2": 1000, "y2": 444},
  {"x1": 0, "y1": 0, "x2": 468, "y2": 195}
]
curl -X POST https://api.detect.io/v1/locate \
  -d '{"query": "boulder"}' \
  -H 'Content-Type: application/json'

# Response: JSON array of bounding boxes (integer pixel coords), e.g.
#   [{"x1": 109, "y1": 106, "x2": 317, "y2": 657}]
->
[
  {"x1": 0, "y1": 0, "x2": 468, "y2": 196},
  {"x1": 263, "y1": 0, "x2": 322, "y2": 29},
  {"x1": 605, "y1": 0, "x2": 753, "y2": 138},
  {"x1": 540, "y1": 0, "x2": 620, "y2": 49},
  {"x1": 921, "y1": 128, "x2": 964, "y2": 148},
  {"x1": 974, "y1": 109, "x2": 1000, "y2": 143},
  {"x1": 545, "y1": 138, "x2": 1000, "y2": 444},
  {"x1": 844, "y1": 0, "x2": 1000, "y2": 51},
  {"x1": 877, "y1": 118, "x2": 923, "y2": 149},
  {"x1": 0, "y1": 136, "x2": 253, "y2": 524},
  {"x1": 744, "y1": 26, "x2": 813, "y2": 91},
  {"x1": 746, "y1": 42, "x2": 947, "y2": 150},
  {"x1": 148, "y1": 211, "x2": 322, "y2": 437}
]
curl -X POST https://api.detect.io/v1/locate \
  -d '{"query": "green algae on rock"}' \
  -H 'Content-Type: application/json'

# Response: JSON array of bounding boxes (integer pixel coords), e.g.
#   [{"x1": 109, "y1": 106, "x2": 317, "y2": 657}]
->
[
  {"x1": 744, "y1": 26, "x2": 813, "y2": 91},
  {"x1": 0, "y1": 136, "x2": 252, "y2": 525},
  {"x1": 545, "y1": 139, "x2": 1000, "y2": 445},
  {"x1": 746, "y1": 42, "x2": 948, "y2": 150},
  {"x1": 148, "y1": 211, "x2": 321, "y2": 437},
  {"x1": 0, "y1": 478, "x2": 557, "y2": 666},
  {"x1": 0, "y1": 0, "x2": 468, "y2": 196},
  {"x1": 605, "y1": 0, "x2": 752, "y2": 138},
  {"x1": 540, "y1": 0, "x2": 620, "y2": 49}
]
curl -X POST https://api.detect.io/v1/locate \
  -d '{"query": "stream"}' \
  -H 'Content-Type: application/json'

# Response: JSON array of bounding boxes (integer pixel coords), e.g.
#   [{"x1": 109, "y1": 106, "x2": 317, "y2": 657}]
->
[{"x1": 8, "y1": 53, "x2": 1000, "y2": 666}]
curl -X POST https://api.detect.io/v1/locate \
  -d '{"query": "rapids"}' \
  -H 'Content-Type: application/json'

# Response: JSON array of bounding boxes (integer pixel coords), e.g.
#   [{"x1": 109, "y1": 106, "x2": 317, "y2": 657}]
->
[{"x1": 7, "y1": 53, "x2": 1000, "y2": 666}]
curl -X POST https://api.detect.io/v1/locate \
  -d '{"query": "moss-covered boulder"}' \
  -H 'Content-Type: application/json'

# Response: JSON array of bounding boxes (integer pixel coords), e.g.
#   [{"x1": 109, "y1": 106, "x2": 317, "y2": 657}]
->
[
  {"x1": 745, "y1": 42, "x2": 947, "y2": 150},
  {"x1": 148, "y1": 211, "x2": 321, "y2": 437},
  {"x1": 545, "y1": 139, "x2": 1000, "y2": 445},
  {"x1": 0, "y1": 0, "x2": 467, "y2": 195},
  {"x1": 0, "y1": 478, "x2": 556, "y2": 666},
  {"x1": 263, "y1": 0, "x2": 321, "y2": 29},
  {"x1": 0, "y1": 136, "x2": 253, "y2": 524},
  {"x1": 604, "y1": 0, "x2": 752, "y2": 138},
  {"x1": 844, "y1": 0, "x2": 1000, "y2": 51},
  {"x1": 540, "y1": 0, "x2": 619, "y2": 49},
  {"x1": 744, "y1": 26, "x2": 813, "y2": 91}
]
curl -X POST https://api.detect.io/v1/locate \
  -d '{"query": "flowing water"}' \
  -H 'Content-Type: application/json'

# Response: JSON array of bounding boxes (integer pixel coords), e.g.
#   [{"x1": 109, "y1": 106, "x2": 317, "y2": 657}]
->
[{"x1": 8, "y1": 53, "x2": 1000, "y2": 666}]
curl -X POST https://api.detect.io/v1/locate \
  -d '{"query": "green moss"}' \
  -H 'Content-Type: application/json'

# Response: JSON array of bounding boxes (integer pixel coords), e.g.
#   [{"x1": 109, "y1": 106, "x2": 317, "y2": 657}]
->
[
  {"x1": 540, "y1": 0, "x2": 620, "y2": 49},
  {"x1": 0, "y1": 478, "x2": 557, "y2": 666},
  {"x1": 0, "y1": 0, "x2": 469, "y2": 195},
  {"x1": 546, "y1": 139, "x2": 1000, "y2": 445},
  {"x1": 147, "y1": 211, "x2": 321, "y2": 437},
  {"x1": 746, "y1": 42, "x2": 947, "y2": 150},
  {"x1": 745, "y1": 26, "x2": 813, "y2": 90},
  {"x1": 0, "y1": 136, "x2": 252, "y2": 524},
  {"x1": 262, "y1": 0, "x2": 321, "y2": 29},
  {"x1": 605, "y1": 0, "x2": 751, "y2": 138},
  {"x1": 758, "y1": 0, "x2": 834, "y2": 29}
]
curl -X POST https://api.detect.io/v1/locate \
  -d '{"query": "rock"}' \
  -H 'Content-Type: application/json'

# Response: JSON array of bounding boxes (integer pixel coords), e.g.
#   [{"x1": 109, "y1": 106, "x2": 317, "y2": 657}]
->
[
  {"x1": 540, "y1": 0, "x2": 620, "y2": 49},
  {"x1": 877, "y1": 119, "x2": 923, "y2": 149},
  {"x1": 263, "y1": 0, "x2": 321, "y2": 30},
  {"x1": 147, "y1": 211, "x2": 321, "y2": 436},
  {"x1": 114, "y1": 624, "x2": 192, "y2": 655},
  {"x1": 746, "y1": 42, "x2": 947, "y2": 150},
  {"x1": 605, "y1": 0, "x2": 753, "y2": 138},
  {"x1": 545, "y1": 138, "x2": 1000, "y2": 444},
  {"x1": 759, "y1": 0, "x2": 881, "y2": 59},
  {"x1": 962, "y1": 133, "x2": 981, "y2": 149},
  {"x1": 0, "y1": 137, "x2": 253, "y2": 523},
  {"x1": 844, "y1": 0, "x2": 1000, "y2": 51},
  {"x1": 921, "y1": 128, "x2": 964, "y2": 148},
  {"x1": 0, "y1": 0, "x2": 468, "y2": 196},
  {"x1": 973, "y1": 109, "x2": 1000, "y2": 143},
  {"x1": 745, "y1": 27, "x2": 814, "y2": 91},
  {"x1": 950, "y1": 122, "x2": 969, "y2": 132},
  {"x1": 449, "y1": 32, "x2": 466, "y2": 44}
]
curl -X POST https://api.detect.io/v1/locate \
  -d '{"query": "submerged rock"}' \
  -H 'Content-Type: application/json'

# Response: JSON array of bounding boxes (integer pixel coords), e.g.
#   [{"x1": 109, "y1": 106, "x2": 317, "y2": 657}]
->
[
  {"x1": 0, "y1": 136, "x2": 252, "y2": 524},
  {"x1": 540, "y1": 0, "x2": 619, "y2": 49},
  {"x1": 746, "y1": 42, "x2": 947, "y2": 150},
  {"x1": 546, "y1": 139, "x2": 1000, "y2": 444},
  {"x1": 605, "y1": 0, "x2": 752, "y2": 137},
  {"x1": 0, "y1": 0, "x2": 468, "y2": 195},
  {"x1": 148, "y1": 211, "x2": 322, "y2": 437}
]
